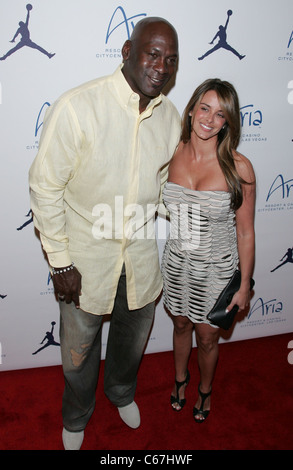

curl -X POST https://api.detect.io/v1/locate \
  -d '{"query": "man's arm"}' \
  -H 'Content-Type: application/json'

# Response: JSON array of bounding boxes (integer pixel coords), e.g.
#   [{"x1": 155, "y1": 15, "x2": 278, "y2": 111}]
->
[{"x1": 29, "y1": 100, "x2": 83, "y2": 307}]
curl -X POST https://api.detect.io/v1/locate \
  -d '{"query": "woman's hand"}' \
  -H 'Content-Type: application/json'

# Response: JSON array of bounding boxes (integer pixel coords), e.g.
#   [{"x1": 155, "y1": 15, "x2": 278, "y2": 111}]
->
[{"x1": 226, "y1": 287, "x2": 251, "y2": 313}]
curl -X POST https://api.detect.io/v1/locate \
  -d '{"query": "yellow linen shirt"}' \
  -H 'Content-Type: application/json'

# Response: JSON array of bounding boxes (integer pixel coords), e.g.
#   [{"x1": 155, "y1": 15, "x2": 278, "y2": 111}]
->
[{"x1": 29, "y1": 65, "x2": 181, "y2": 315}]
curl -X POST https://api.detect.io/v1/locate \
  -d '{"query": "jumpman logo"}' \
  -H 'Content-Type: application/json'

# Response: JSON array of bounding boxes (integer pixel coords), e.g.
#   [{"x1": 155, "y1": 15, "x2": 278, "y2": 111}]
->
[
  {"x1": 271, "y1": 247, "x2": 293, "y2": 272},
  {"x1": 16, "y1": 209, "x2": 33, "y2": 231},
  {"x1": 32, "y1": 321, "x2": 60, "y2": 355},
  {"x1": 198, "y1": 10, "x2": 245, "y2": 61},
  {"x1": 0, "y1": 4, "x2": 55, "y2": 61}
]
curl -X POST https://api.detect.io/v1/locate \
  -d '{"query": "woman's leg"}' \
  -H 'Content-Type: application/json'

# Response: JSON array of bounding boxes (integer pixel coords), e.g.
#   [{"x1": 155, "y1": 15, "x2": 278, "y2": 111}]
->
[
  {"x1": 193, "y1": 323, "x2": 220, "y2": 420},
  {"x1": 171, "y1": 315, "x2": 194, "y2": 410}
]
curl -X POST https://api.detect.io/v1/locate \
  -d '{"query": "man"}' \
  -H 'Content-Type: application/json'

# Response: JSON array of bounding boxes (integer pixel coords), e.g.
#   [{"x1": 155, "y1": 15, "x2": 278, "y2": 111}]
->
[{"x1": 29, "y1": 17, "x2": 180, "y2": 450}]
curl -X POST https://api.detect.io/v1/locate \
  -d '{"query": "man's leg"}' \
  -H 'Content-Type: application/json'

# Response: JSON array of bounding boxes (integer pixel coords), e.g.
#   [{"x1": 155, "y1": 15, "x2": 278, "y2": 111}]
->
[
  {"x1": 104, "y1": 269, "x2": 155, "y2": 425},
  {"x1": 59, "y1": 302, "x2": 103, "y2": 433}
]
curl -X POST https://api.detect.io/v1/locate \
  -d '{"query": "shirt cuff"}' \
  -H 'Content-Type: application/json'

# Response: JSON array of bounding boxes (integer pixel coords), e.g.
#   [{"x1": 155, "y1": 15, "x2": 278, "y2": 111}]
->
[{"x1": 48, "y1": 251, "x2": 72, "y2": 268}]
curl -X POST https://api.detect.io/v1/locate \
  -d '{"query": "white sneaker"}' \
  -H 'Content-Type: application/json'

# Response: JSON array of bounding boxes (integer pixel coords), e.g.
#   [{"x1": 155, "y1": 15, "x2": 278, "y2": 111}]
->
[
  {"x1": 118, "y1": 401, "x2": 141, "y2": 429},
  {"x1": 62, "y1": 427, "x2": 84, "y2": 450}
]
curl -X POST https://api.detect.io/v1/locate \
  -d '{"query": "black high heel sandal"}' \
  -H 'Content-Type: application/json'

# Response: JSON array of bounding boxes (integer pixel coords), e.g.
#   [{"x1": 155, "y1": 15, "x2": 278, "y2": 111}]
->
[
  {"x1": 170, "y1": 369, "x2": 190, "y2": 411},
  {"x1": 193, "y1": 384, "x2": 212, "y2": 423}
]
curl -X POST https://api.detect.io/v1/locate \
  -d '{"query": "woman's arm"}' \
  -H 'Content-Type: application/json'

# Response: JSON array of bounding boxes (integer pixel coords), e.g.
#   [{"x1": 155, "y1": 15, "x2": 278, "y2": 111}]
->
[{"x1": 227, "y1": 152, "x2": 256, "y2": 312}]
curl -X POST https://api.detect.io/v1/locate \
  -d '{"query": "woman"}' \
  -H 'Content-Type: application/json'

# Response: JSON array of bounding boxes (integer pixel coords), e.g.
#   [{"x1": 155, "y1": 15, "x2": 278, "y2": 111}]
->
[{"x1": 161, "y1": 79, "x2": 255, "y2": 422}]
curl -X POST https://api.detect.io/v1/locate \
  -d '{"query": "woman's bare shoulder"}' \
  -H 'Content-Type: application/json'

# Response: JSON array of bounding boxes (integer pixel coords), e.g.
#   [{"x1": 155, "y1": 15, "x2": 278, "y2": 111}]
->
[{"x1": 233, "y1": 150, "x2": 255, "y2": 184}]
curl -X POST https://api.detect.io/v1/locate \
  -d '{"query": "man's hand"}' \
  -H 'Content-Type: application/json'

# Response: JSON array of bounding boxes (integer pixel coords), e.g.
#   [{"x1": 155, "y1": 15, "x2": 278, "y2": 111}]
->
[{"x1": 52, "y1": 265, "x2": 82, "y2": 308}]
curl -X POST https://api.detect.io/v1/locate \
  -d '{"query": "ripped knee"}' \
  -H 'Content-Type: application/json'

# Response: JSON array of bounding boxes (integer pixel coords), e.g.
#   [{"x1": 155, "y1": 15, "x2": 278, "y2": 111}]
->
[{"x1": 70, "y1": 343, "x2": 90, "y2": 367}]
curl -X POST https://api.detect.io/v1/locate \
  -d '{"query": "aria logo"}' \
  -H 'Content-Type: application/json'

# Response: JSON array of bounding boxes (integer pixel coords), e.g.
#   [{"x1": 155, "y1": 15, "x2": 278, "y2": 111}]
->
[
  {"x1": 266, "y1": 174, "x2": 293, "y2": 202},
  {"x1": 289, "y1": 32, "x2": 293, "y2": 49},
  {"x1": 198, "y1": 10, "x2": 245, "y2": 61},
  {"x1": 246, "y1": 297, "x2": 284, "y2": 328},
  {"x1": 240, "y1": 104, "x2": 267, "y2": 144},
  {"x1": 240, "y1": 105, "x2": 262, "y2": 128},
  {"x1": 277, "y1": 30, "x2": 293, "y2": 61},
  {"x1": 105, "y1": 6, "x2": 146, "y2": 44},
  {"x1": 257, "y1": 174, "x2": 293, "y2": 214},
  {"x1": 25, "y1": 101, "x2": 50, "y2": 151},
  {"x1": 96, "y1": 6, "x2": 146, "y2": 60},
  {"x1": 0, "y1": 4, "x2": 55, "y2": 61}
]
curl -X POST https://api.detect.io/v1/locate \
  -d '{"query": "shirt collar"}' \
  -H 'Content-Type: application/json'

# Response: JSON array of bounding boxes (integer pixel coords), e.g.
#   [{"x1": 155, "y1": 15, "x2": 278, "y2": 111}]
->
[{"x1": 113, "y1": 64, "x2": 162, "y2": 113}]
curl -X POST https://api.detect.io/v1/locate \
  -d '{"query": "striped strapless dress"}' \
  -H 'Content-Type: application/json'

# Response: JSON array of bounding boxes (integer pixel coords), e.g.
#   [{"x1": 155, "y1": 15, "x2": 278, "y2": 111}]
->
[{"x1": 161, "y1": 182, "x2": 239, "y2": 326}]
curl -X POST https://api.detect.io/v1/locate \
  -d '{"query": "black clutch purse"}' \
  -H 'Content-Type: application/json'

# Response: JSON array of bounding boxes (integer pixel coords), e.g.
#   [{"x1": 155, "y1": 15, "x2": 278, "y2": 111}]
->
[{"x1": 207, "y1": 270, "x2": 255, "y2": 330}]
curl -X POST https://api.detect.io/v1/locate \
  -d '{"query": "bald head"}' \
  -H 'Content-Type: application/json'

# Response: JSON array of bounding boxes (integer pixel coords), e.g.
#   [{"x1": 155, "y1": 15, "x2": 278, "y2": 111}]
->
[
  {"x1": 130, "y1": 17, "x2": 178, "y2": 49},
  {"x1": 121, "y1": 17, "x2": 178, "y2": 112}
]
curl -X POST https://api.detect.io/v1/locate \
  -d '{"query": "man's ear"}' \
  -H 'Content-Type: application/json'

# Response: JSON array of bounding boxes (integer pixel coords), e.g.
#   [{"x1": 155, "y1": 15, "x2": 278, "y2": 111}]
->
[{"x1": 122, "y1": 40, "x2": 132, "y2": 61}]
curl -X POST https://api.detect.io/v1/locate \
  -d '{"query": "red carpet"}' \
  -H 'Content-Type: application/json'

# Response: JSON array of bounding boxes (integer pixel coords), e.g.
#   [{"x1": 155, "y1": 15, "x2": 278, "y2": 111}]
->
[{"x1": 0, "y1": 333, "x2": 292, "y2": 451}]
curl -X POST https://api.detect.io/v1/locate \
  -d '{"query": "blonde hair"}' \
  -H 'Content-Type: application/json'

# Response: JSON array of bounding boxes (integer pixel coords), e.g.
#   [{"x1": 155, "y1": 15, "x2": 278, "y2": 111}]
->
[{"x1": 181, "y1": 78, "x2": 245, "y2": 210}]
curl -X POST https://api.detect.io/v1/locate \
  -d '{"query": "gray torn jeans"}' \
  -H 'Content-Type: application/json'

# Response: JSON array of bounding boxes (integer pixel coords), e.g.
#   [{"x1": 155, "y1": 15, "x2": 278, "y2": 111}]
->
[{"x1": 59, "y1": 269, "x2": 155, "y2": 432}]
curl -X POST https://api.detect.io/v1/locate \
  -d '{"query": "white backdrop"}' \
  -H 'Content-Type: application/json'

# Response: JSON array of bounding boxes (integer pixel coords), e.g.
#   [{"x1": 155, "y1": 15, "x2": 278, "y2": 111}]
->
[{"x1": 0, "y1": 0, "x2": 292, "y2": 371}]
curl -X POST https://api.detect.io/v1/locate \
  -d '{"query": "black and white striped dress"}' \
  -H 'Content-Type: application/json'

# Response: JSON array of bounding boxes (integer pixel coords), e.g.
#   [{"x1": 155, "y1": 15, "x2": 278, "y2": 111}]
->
[{"x1": 161, "y1": 182, "x2": 239, "y2": 326}]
